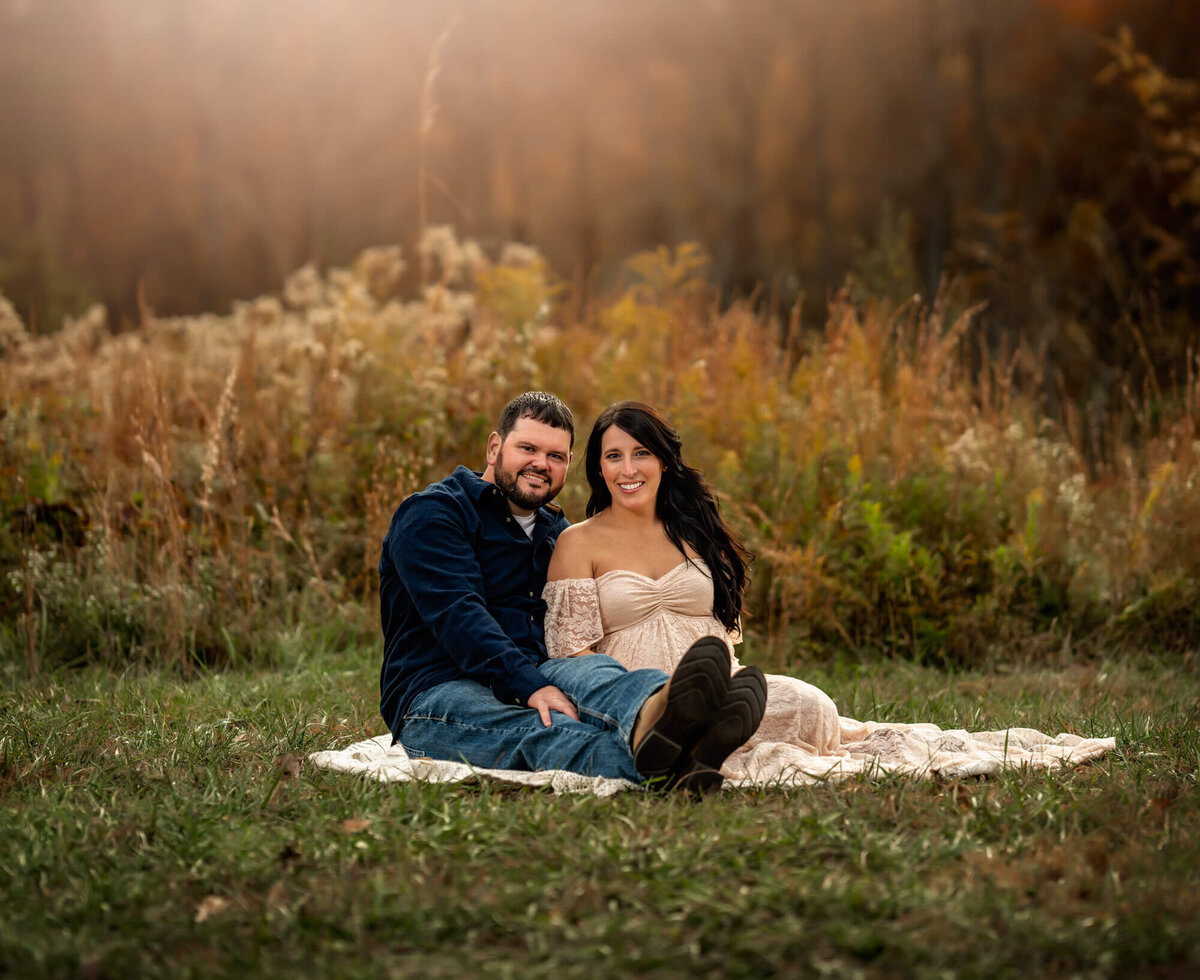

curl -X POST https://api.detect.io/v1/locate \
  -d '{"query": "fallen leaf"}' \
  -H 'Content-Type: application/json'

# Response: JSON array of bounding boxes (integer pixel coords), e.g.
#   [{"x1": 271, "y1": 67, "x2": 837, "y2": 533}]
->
[
  {"x1": 274, "y1": 753, "x2": 303, "y2": 778},
  {"x1": 1084, "y1": 833, "x2": 1111, "y2": 874},
  {"x1": 265, "y1": 881, "x2": 288, "y2": 913},
  {"x1": 194, "y1": 895, "x2": 232, "y2": 923},
  {"x1": 1145, "y1": 796, "x2": 1172, "y2": 825},
  {"x1": 79, "y1": 955, "x2": 104, "y2": 980},
  {"x1": 948, "y1": 783, "x2": 975, "y2": 811},
  {"x1": 341, "y1": 817, "x2": 371, "y2": 833}
]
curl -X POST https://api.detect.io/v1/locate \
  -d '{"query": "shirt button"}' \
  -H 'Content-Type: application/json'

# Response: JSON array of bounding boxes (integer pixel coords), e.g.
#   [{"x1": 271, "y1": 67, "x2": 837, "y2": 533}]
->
[{"x1": 528, "y1": 591, "x2": 534, "y2": 597}]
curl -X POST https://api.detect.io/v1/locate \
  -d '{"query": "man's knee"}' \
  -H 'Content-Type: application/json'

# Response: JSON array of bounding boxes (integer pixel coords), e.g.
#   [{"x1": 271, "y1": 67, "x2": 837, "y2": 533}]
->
[{"x1": 541, "y1": 653, "x2": 625, "y2": 687}]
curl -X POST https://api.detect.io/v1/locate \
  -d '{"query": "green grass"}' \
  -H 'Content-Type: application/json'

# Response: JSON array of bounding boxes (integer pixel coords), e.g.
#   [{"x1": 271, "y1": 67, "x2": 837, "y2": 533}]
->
[{"x1": 1, "y1": 637, "x2": 1197, "y2": 978}]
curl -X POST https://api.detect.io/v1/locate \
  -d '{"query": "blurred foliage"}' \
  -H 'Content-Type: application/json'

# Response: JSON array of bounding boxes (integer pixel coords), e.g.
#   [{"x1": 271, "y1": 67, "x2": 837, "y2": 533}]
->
[
  {"x1": 1, "y1": 226, "x2": 1197, "y2": 673},
  {"x1": 945, "y1": 23, "x2": 1200, "y2": 452},
  {"x1": 1, "y1": 1, "x2": 1197, "y2": 431},
  {"x1": 0, "y1": 229, "x2": 95, "y2": 336}
]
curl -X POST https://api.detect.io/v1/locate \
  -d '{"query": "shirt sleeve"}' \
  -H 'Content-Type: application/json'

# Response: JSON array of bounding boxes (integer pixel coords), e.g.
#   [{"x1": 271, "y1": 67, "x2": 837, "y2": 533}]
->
[
  {"x1": 388, "y1": 494, "x2": 548, "y2": 705},
  {"x1": 542, "y1": 578, "x2": 605, "y2": 659}
]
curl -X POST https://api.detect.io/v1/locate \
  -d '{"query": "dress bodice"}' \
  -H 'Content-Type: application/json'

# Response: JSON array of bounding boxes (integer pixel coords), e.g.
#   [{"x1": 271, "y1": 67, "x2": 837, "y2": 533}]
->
[
  {"x1": 542, "y1": 559, "x2": 736, "y2": 671},
  {"x1": 594, "y1": 560, "x2": 716, "y2": 634}
]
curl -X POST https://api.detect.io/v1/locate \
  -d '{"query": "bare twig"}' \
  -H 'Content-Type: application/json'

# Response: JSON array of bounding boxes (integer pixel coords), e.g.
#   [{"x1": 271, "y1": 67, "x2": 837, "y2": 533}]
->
[{"x1": 418, "y1": 13, "x2": 461, "y2": 288}]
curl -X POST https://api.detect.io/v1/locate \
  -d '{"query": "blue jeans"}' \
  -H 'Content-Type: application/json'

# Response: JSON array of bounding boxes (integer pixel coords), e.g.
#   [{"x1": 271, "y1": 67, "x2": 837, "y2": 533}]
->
[{"x1": 399, "y1": 655, "x2": 668, "y2": 782}]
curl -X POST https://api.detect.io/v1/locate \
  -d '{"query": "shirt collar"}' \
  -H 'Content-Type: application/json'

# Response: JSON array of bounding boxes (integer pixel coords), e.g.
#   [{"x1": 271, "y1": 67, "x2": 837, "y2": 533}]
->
[{"x1": 449, "y1": 465, "x2": 498, "y2": 504}]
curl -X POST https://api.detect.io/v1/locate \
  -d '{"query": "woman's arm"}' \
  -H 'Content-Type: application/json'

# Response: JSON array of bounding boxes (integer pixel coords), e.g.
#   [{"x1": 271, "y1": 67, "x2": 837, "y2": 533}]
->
[{"x1": 543, "y1": 524, "x2": 604, "y2": 657}]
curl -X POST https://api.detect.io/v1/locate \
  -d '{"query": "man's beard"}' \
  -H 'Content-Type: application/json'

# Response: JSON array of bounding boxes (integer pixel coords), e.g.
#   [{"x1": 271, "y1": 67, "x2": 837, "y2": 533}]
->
[{"x1": 493, "y1": 449, "x2": 560, "y2": 511}]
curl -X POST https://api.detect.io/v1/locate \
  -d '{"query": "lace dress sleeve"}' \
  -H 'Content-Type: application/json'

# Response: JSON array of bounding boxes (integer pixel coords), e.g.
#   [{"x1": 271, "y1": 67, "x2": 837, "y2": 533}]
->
[{"x1": 542, "y1": 578, "x2": 605, "y2": 658}]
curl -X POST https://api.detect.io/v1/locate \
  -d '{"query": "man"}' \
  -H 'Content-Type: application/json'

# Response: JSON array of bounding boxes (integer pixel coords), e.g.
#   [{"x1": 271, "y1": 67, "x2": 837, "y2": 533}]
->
[{"x1": 379, "y1": 391, "x2": 766, "y2": 791}]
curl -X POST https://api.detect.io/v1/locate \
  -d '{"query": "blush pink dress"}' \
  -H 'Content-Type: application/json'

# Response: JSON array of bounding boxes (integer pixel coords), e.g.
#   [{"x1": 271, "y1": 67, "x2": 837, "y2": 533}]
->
[{"x1": 543, "y1": 560, "x2": 1115, "y2": 784}]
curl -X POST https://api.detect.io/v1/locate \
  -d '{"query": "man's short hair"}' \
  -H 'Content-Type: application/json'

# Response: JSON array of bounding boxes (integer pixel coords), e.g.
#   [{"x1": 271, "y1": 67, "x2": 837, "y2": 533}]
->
[{"x1": 496, "y1": 391, "x2": 575, "y2": 447}]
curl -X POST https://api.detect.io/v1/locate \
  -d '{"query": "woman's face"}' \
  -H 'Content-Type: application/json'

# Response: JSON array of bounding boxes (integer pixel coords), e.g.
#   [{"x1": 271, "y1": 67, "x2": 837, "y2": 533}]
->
[{"x1": 599, "y1": 424, "x2": 664, "y2": 514}]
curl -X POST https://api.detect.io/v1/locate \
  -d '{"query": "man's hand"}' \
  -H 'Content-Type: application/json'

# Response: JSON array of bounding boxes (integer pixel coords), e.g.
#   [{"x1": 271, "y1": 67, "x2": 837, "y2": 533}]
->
[{"x1": 526, "y1": 685, "x2": 580, "y2": 727}]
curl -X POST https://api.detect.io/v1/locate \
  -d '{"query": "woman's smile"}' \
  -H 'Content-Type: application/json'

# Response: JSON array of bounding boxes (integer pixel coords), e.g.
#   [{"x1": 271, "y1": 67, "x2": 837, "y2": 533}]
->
[{"x1": 600, "y1": 425, "x2": 663, "y2": 510}]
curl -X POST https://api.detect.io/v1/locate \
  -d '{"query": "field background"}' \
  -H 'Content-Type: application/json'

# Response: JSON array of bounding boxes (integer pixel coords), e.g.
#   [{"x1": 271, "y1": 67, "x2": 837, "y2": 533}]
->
[{"x1": 2, "y1": 1, "x2": 1199, "y2": 976}]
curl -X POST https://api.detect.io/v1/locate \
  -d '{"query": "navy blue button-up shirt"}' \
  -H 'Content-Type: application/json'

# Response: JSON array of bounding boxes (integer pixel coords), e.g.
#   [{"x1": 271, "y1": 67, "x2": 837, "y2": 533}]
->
[{"x1": 378, "y1": 466, "x2": 570, "y2": 737}]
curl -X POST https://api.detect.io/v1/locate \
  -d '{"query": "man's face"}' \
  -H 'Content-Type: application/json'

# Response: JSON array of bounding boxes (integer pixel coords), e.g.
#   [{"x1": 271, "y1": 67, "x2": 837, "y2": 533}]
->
[{"x1": 486, "y1": 417, "x2": 572, "y2": 514}]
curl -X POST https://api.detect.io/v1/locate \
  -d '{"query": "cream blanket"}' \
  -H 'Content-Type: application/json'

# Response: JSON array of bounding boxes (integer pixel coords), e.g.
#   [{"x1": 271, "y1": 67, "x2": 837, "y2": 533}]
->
[{"x1": 309, "y1": 720, "x2": 1116, "y2": 795}]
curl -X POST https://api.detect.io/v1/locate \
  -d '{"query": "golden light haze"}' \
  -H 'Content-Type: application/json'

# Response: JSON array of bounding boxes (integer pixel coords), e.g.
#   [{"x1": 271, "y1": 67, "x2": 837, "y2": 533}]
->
[{"x1": 0, "y1": 0, "x2": 1193, "y2": 339}]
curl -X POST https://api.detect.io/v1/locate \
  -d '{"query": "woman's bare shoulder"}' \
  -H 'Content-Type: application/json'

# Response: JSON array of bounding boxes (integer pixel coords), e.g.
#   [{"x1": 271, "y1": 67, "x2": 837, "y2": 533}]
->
[
  {"x1": 547, "y1": 520, "x2": 600, "y2": 580},
  {"x1": 557, "y1": 517, "x2": 603, "y2": 546}
]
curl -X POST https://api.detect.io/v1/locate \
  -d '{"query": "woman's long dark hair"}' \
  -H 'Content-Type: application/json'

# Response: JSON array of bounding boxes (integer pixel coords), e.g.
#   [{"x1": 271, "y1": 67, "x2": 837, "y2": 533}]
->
[{"x1": 584, "y1": 401, "x2": 752, "y2": 631}]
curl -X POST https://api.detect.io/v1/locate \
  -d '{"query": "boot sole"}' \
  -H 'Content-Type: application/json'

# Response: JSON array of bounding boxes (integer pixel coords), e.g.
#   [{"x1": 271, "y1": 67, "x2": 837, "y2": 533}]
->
[
  {"x1": 674, "y1": 667, "x2": 768, "y2": 795},
  {"x1": 633, "y1": 636, "x2": 731, "y2": 779}
]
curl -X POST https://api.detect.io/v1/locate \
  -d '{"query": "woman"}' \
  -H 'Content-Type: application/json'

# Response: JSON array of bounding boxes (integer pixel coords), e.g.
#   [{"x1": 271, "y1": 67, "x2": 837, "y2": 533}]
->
[
  {"x1": 544, "y1": 402, "x2": 1114, "y2": 784},
  {"x1": 545, "y1": 401, "x2": 844, "y2": 782}
]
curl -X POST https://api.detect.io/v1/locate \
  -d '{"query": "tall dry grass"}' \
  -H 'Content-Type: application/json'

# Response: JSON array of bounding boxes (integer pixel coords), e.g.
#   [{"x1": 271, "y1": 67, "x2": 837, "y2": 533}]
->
[{"x1": 1, "y1": 228, "x2": 1197, "y2": 672}]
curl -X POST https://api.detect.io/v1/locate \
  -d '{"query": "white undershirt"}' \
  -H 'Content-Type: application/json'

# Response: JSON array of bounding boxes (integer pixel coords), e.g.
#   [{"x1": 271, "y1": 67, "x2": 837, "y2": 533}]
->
[{"x1": 514, "y1": 511, "x2": 538, "y2": 538}]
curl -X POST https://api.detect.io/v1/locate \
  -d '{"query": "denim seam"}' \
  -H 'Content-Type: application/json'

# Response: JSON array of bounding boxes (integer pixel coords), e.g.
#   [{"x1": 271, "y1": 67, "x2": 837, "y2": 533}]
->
[
  {"x1": 576, "y1": 705, "x2": 627, "y2": 742},
  {"x1": 402, "y1": 715, "x2": 614, "y2": 738}
]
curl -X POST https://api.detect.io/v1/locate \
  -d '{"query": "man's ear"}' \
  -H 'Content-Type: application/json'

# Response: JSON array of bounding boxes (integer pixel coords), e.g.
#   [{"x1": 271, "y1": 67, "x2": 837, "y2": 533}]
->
[{"x1": 485, "y1": 431, "x2": 502, "y2": 466}]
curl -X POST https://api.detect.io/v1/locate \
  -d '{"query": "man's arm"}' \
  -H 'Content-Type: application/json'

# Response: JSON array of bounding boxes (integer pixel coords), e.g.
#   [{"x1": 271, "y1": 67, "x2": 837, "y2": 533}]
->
[{"x1": 388, "y1": 495, "x2": 561, "y2": 711}]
